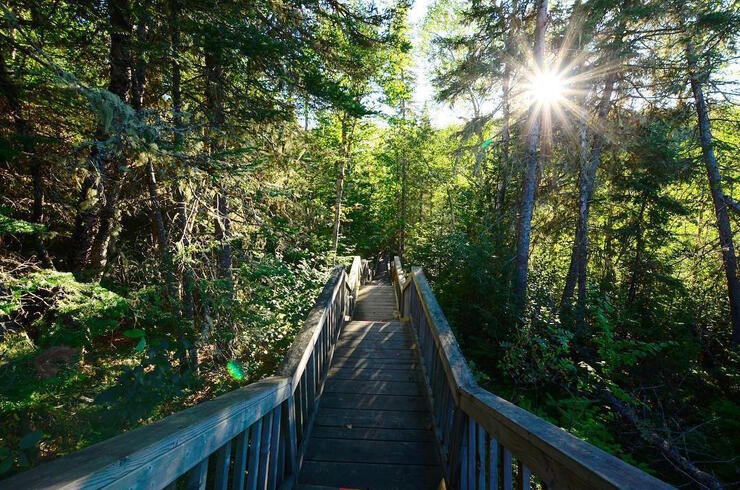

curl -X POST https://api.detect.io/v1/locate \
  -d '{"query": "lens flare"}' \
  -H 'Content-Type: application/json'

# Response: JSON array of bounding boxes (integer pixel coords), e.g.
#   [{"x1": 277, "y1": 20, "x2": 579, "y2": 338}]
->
[
  {"x1": 529, "y1": 70, "x2": 565, "y2": 106},
  {"x1": 227, "y1": 360, "x2": 245, "y2": 381}
]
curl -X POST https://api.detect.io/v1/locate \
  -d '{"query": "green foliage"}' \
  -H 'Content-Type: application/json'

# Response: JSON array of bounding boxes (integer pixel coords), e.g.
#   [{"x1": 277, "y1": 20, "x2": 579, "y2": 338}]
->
[
  {"x1": 0, "y1": 210, "x2": 44, "y2": 236},
  {"x1": 1, "y1": 270, "x2": 129, "y2": 347}
]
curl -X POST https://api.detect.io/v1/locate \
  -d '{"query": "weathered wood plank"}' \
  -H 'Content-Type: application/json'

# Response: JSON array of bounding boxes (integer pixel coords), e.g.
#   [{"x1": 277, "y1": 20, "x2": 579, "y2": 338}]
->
[
  {"x1": 246, "y1": 418, "x2": 263, "y2": 490},
  {"x1": 267, "y1": 406, "x2": 282, "y2": 490},
  {"x1": 323, "y1": 379, "x2": 422, "y2": 395},
  {"x1": 187, "y1": 459, "x2": 208, "y2": 490},
  {"x1": 328, "y1": 366, "x2": 419, "y2": 381},
  {"x1": 328, "y1": 357, "x2": 419, "y2": 369},
  {"x1": 305, "y1": 439, "x2": 438, "y2": 465},
  {"x1": 213, "y1": 439, "x2": 231, "y2": 490},
  {"x1": 336, "y1": 336, "x2": 414, "y2": 349},
  {"x1": 257, "y1": 411, "x2": 273, "y2": 490},
  {"x1": 489, "y1": 435, "x2": 500, "y2": 490},
  {"x1": 336, "y1": 330, "x2": 411, "y2": 342},
  {"x1": 332, "y1": 347, "x2": 416, "y2": 360},
  {"x1": 342, "y1": 320, "x2": 406, "y2": 333},
  {"x1": 315, "y1": 408, "x2": 431, "y2": 430},
  {"x1": 319, "y1": 392, "x2": 428, "y2": 411},
  {"x1": 233, "y1": 429, "x2": 248, "y2": 490},
  {"x1": 503, "y1": 447, "x2": 513, "y2": 490},
  {"x1": 285, "y1": 395, "x2": 299, "y2": 480},
  {"x1": 298, "y1": 461, "x2": 443, "y2": 490},
  {"x1": 311, "y1": 426, "x2": 433, "y2": 442}
]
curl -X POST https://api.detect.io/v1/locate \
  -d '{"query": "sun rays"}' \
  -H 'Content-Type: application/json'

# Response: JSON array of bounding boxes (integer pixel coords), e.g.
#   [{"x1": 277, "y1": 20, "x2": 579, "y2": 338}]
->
[{"x1": 509, "y1": 24, "x2": 623, "y2": 150}]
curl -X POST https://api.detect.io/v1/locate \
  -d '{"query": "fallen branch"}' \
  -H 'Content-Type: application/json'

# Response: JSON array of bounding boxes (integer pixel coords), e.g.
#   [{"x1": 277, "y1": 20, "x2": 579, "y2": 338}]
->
[{"x1": 602, "y1": 390, "x2": 723, "y2": 490}]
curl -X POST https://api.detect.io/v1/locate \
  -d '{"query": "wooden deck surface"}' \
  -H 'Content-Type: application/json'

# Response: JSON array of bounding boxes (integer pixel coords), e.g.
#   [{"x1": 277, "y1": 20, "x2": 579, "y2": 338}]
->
[{"x1": 298, "y1": 279, "x2": 443, "y2": 489}]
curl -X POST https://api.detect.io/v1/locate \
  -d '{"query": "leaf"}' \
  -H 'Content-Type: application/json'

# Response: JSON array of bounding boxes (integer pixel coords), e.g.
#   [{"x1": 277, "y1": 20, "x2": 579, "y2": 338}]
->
[
  {"x1": 123, "y1": 329, "x2": 146, "y2": 339},
  {"x1": 135, "y1": 337, "x2": 147, "y2": 352},
  {"x1": 19, "y1": 431, "x2": 42, "y2": 450},
  {"x1": 0, "y1": 456, "x2": 12, "y2": 475}
]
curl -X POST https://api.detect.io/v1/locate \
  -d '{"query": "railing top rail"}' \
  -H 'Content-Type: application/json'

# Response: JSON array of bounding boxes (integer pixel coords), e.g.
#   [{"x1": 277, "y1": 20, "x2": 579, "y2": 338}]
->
[
  {"x1": 393, "y1": 257, "x2": 673, "y2": 490},
  {"x1": 3, "y1": 377, "x2": 291, "y2": 489},
  {"x1": 5, "y1": 257, "x2": 365, "y2": 489}
]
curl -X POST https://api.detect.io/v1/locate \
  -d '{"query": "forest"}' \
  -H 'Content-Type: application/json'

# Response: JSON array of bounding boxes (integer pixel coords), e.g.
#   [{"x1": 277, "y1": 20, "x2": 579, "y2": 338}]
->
[{"x1": 0, "y1": 0, "x2": 738, "y2": 487}]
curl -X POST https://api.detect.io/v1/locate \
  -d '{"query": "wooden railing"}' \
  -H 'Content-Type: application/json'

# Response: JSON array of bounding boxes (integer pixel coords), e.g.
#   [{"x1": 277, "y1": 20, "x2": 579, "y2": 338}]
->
[
  {"x1": 391, "y1": 257, "x2": 673, "y2": 490},
  {"x1": 4, "y1": 256, "x2": 371, "y2": 490}
]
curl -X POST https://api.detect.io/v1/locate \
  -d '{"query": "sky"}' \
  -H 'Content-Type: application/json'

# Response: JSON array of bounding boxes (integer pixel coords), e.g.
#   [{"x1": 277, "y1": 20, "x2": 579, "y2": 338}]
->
[{"x1": 408, "y1": 0, "x2": 462, "y2": 127}]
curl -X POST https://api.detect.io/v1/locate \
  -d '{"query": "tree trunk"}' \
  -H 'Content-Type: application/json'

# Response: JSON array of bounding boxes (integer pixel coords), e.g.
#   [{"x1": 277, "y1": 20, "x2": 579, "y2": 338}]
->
[
  {"x1": 399, "y1": 90, "x2": 408, "y2": 259},
  {"x1": 332, "y1": 117, "x2": 350, "y2": 255},
  {"x1": 496, "y1": 63, "x2": 511, "y2": 212},
  {"x1": 512, "y1": 0, "x2": 547, "y2": 317},
  {"x1": 627, "y1": 200, "x2": 646, "y2": 305},
  {"x1": 0, "y1": 44, "x2": 52, "y2": 268},
  {"x1": 687, "y1": 42, "x2": 740, "y2": 345},
  {"x1": 73, "y1": 0, "x2": 132, "y2": 280},
  {"x1": 130, "y1": 14, "x2": 175, "y2": 298},
  {"x1": 205, "y1": 47, "x2": 232, "y2": 290},
  {"x1": 560, "y1": 71, "x2": 617, "y2": 321},
  {"x1": 574, "y1": 125, "x2": 589, "y2": 330},
  {"x1": 168, "y1": 0, "x2": 194, "y2": 321}
]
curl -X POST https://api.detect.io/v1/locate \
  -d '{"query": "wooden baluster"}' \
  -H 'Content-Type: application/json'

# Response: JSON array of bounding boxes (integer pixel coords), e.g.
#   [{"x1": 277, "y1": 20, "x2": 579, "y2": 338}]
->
[
  {"x1": 307, "y1": 352, "x2": 316, "y2": 415},
  {"x1": 448, "y1": 409, "x2": 464, "y2": 483},
  {"x1": 300, "y1": 370, "x2": 308, "y2": 435},
  {"x1": 317, "y1": 328, "x2": 324, "y2": 382},
  {"x1": 432, "y1": 355, "x2": 444, "y2": 425},
  {"x1": 439, "y1": 384, "x2": 451, "y2": 449},
  {"x1": 468, "y1": 416, "x2": 476, "y2": 489},
  {"x1": 488, "y1": 434, "x2": 499, "y2": 490},
  {"x1": 322, "y1": 326, "x2": 327, "y2": 379},
  {"x1": 257, "y1": 411, "x2": 273, "y2": 490},
  {"x1": 233, "y1": 429, "x2": 249, "y2": 490},
  {"x1": 213, "y1": 439, "x2": 232, "y2": 490},
  {"x1": 277, "y1": 423, "x2": 286, "y2": 487},
  {"x1": 186, "y1": 458, "x2": 208, "y2": 490},
  {"x1": 520, "y1": 464, "x2": 531, "y2": 490},
  {"x1": 460, "y1": 419, "x2": 469, "y2": 490},
  {"x1": 477, "y1": 423, "x2": 485, "y2": 490},
  {"x1": 285, "y1": 395, "x2": 299, "y2": 481},
  {"x1": 246, "y1": 418, "x2": 263, "y2": 490},
  {"x1": 268, "y1": 405, "x2": 282, "y2": 490},
  {"x1": 502, "y1": 448, "x2": 513, "y2": 490},
  {"x1": 294, "y1": 381, "x2": 303, "y2": 444}
]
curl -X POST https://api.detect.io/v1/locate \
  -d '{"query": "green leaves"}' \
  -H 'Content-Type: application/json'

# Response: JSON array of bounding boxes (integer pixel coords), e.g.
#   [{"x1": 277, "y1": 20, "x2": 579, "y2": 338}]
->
[
  {"x1": 0, "y1": 447, "x2": 12, "y2": 475},
  {"x1": 19, "y1": 431, "x2": 42, "y2": 451},
  {"x1": 0, "y1": 210, "x2": 46, "y2": 235}
]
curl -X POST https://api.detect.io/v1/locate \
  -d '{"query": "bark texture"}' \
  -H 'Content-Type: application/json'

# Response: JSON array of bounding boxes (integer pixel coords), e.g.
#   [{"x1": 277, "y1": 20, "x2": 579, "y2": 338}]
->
[
  {"x1": 71, "y1": 0, "x2": 132, "y2": 280},
  {"x1": 687, "y1": 42, "x2": 740, "y2": 345},
  {"x1": 512, "y1": 0, "x2": 547, "y2": 316}
]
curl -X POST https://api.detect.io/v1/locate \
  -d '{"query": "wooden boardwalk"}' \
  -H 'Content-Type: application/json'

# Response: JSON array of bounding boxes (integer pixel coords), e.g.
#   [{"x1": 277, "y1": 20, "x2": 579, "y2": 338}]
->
[
  {"x1": 5, "y1": 257, "x2": 671, "y2": 490},
  {"x1": 298, "y1": 279, "x2": 444, "y2": 489}
]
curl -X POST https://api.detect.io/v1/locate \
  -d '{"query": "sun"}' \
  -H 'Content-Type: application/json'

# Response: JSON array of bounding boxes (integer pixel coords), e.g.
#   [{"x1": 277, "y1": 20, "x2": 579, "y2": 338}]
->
[{"x1": 529, "y1": 70, "x2": 565, "y2": 106}]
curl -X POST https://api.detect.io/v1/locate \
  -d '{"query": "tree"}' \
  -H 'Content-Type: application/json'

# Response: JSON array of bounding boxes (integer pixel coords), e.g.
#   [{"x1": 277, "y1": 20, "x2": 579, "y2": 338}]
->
[
  {"x1": 682, "y1": 7, "x2": 740, "y2": 344},
  {"x1": 512, "y1": 0, "x2": 548, "y2": 317}
]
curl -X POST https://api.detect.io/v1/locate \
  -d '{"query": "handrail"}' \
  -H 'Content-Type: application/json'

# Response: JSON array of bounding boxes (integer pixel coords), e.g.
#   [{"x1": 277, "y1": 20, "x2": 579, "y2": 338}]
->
[
  {"x1": 392, "y1": 257, "x2": 673, "y2": 490},
  {"x1": 3, "y1": 256, "x2": 371, "y2": 489}
]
